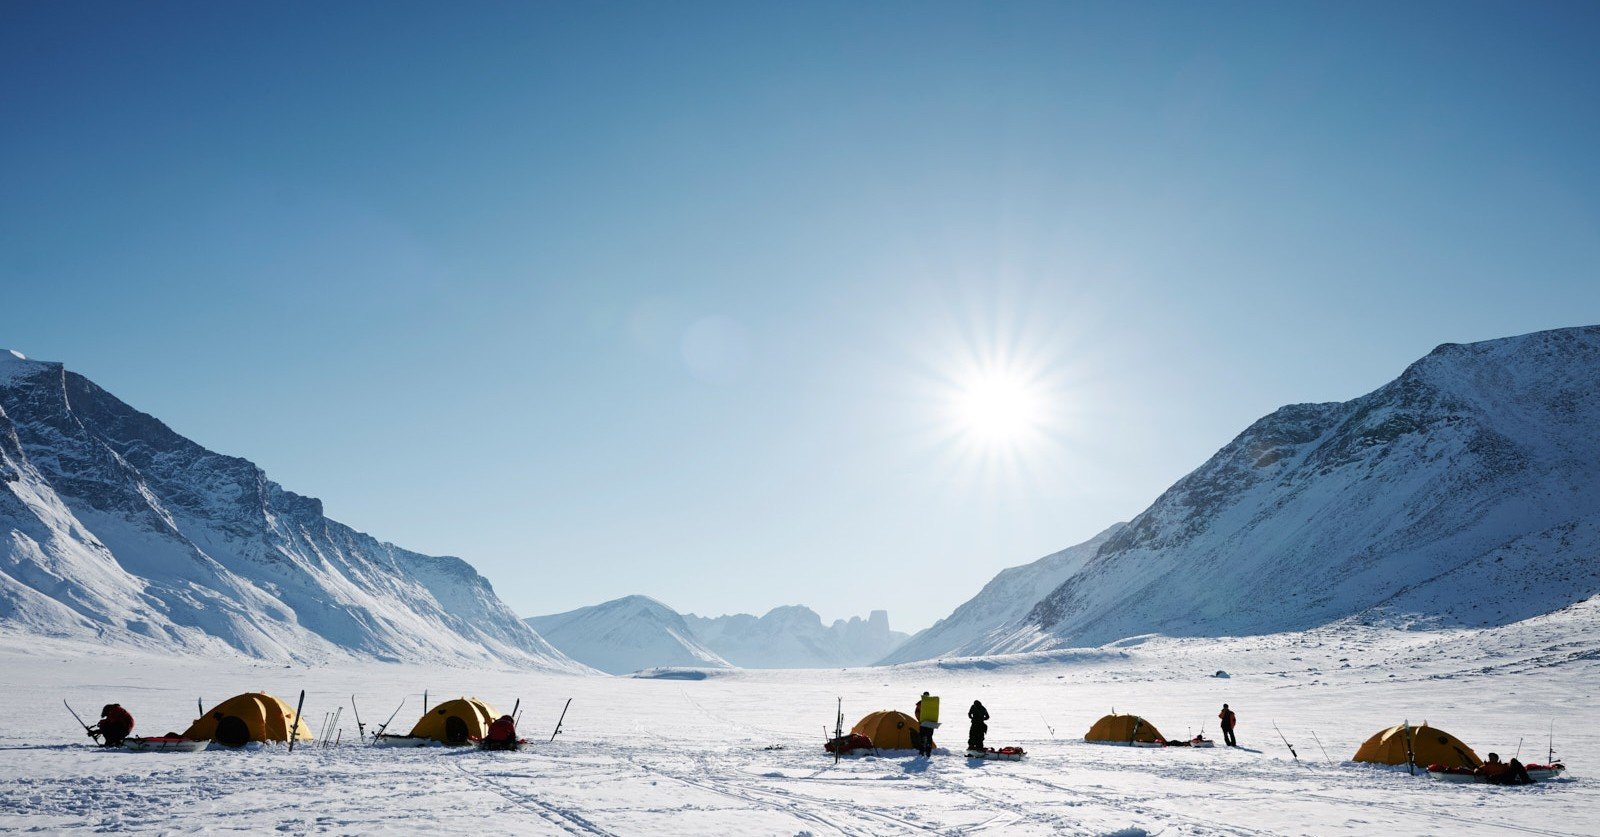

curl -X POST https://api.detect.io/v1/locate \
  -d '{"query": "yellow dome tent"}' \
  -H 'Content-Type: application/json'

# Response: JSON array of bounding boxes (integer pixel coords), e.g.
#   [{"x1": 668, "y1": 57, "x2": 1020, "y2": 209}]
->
[
  {"x1": 852, "y1": 710, "x2": 919, "y2": 750},
  {"x1": 405, "y1": 697, "x2": 498, "y2": 744},
  {"x1": 183, "y1": 692, "x2": 312, "y2": 747},
  {"x1": 1085, "y1": 713, "x2": 1164, "y2": 745},
  {"x1": 1353, "y1": 722, "x2": 1481, "y2": 770}
]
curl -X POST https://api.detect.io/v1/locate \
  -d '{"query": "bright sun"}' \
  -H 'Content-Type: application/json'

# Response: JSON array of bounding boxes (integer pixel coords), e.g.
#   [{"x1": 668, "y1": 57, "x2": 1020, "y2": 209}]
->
[{"x1": 949, "y1": 369, "x2": 1047, "y2": 446}]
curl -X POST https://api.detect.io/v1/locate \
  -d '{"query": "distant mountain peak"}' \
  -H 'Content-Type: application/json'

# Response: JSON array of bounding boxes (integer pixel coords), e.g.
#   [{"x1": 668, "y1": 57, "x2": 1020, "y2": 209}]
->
[{"x1": 0, "y1": 353, "x2": 585, "y2": 670}]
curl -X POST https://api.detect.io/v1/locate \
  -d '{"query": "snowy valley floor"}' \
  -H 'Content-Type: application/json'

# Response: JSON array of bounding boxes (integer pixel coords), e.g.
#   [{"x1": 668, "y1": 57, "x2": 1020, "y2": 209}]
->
[{"x1": 2, "y1": 616, "x2": 1597, "y2": 836}]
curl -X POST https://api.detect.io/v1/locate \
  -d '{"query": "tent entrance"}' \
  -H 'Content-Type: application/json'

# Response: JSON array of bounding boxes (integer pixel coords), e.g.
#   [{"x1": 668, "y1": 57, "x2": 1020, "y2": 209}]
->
[
  {"x1": 445, "y1": 716, "x2": 469, "y2": 744},
  {"x1": 215, "y1": 715, "x2": 250, "y2": 747}
]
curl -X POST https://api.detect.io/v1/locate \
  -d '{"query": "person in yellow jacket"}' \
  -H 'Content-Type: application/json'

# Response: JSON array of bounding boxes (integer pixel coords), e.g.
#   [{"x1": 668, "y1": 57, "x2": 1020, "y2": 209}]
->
[{"x1": 914, "y1": 692, "x2": 940, "y2": 756}]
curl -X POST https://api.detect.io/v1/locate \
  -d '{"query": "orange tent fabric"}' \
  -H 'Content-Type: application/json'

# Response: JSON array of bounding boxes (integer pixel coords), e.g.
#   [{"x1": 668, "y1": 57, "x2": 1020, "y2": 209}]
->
[
  {"x1": 852, "y1": 710, "x2": 919, "y2": 749},
  {"x1": 1353, "y1": 723, "x2": 1481, "y2": 769},
  {"x1": 183, "y1": 692, "x2": 311, "y2": 746},
  {"x1": 1084, "y1": 713, "x2": 1164, "y2": 745}
]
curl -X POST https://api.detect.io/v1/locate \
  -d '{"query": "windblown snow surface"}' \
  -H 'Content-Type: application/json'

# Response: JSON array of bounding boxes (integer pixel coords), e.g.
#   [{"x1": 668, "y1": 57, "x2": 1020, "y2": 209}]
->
[{"x1": 3, "y1": 600, "x2": 1595, "y2": 835}]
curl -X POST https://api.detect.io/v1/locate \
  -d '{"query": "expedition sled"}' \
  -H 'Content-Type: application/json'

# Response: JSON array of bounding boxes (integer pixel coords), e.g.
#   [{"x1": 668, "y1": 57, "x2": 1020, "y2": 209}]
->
[
  {"x1": 965, "y1": 746, "x2": 1026, "y2": 760},
  {"x1": 122, "y1": 736, "x2": 208, "y2": 752},
  {"x1": 1427, "y1": 763, "x2": 1566, "y2": 784}
]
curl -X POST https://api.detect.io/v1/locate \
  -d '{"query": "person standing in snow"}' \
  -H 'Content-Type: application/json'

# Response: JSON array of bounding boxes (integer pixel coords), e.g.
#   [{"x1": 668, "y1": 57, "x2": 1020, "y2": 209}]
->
[
  {"x1": 914, "y1": 692, "x2": 938, "y2": 756},
  {"x1": 967, "y1": 700, "x2": 989, "y2": 752},
  {"x1": 1218, "y1": 704, "x2": 1238, "y2": 747},
  {"x1": 88, "y1": 703, "x2": 134, "y2": 746}
]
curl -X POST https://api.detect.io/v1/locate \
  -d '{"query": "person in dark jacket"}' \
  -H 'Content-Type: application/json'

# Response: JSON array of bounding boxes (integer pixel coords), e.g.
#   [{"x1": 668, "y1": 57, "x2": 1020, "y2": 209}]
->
[
  {"x1": 967, "y1": 700, "x2": 989, "y2": 752},
  {"x1": 89, "y1": 704, "x2": 135, "y2": 746},
  {"x1": 1218, "y1": 704, "x2": 1237, "y2": 747},
  {"x1": 481, "y1": 715, "x2": 518, "y2": 750}
]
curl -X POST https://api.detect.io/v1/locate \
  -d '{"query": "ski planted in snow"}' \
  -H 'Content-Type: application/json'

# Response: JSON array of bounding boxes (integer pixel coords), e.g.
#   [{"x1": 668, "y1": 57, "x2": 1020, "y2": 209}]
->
[
  {"x1": 64, "y1": 700, "x2": 100, "y2": 745},
  {"x1": 1273, "y1": 721, "x2": 1298, "y2": 761},
  {"x1": 550, "y1": 698, "x2": 571, "y2": 742},
  {"x1": 352, "y1": 695, "x2": 366, "y2": 742},
  {"x1": 288, "y1": 690, "x2": 306, "y2": 753},
  {"x1": 1401, "y1": 720, "x2": 1416, "y2": 775}
]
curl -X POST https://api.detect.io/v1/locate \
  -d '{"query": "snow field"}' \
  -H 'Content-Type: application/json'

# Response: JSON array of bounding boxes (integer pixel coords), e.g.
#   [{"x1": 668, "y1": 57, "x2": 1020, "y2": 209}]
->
[{"x1": 0, "y1": 629, "x2": 1594, "y2": 835}]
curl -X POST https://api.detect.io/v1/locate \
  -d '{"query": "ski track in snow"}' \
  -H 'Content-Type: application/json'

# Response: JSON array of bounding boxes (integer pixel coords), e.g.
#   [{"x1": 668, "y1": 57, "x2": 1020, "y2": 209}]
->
[{"x1": 0, "y1": 631, "x2": 1595, "y2": 836}]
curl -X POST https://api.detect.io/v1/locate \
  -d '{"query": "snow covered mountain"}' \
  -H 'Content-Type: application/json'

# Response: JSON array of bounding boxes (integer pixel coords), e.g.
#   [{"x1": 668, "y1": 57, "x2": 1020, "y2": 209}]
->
[
  {"x1": 525, "y1": 595, "x2": 732, "y2": 675},
  {"x1": 879, "y1": 523, "x2": 1125, "y2": 664},
  {"x1": 974, "y1": 325, "x2": 1600, "y2": 653},
  {"x1": 527, "y1": 597, "x2": 908, "y2": 672},
  {"x1": 684, "y1": 606, "x2": 908, "y2": 668},
  {"x1": 0, "y1": 350, "x2": 585, "y2": 670}
]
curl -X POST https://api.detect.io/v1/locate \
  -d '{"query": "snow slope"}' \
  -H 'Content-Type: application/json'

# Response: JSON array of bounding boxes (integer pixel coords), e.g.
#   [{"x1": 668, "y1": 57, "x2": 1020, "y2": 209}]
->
[
  {"x1": 986, "y1": 325, "x2": 1600, "y2": 653},
  {"x1": 684, "y1": 605, "x2": 909, "y2": 668},
  {"x1": 880, "y1": 523, "x2": 1126, "y2": 664},
  {"x1": 526, "y1": 595, "x2": 733, "y2": 675},
  {"x1": 0, "y1": 351, "x2": 583, "y2": 670}
]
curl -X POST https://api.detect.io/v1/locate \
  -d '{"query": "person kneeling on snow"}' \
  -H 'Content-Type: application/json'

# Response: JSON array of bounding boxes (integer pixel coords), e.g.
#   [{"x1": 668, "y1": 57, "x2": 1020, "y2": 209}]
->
[
  {"x1": 1476, "y1": 753, "x2": 1532, "y2": 785},
  {"x1": 482, "y1": 715, "x2": 518, "y2": 750},
  {"x1": 89, "y1": 703, "x2": 135, "y2": 746}
]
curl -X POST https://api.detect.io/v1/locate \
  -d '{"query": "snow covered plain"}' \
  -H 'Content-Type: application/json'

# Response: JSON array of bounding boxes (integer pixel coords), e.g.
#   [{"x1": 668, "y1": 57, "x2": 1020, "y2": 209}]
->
[{"x1": 2, "y1": 608, "x2": 1595, "y2": 836}]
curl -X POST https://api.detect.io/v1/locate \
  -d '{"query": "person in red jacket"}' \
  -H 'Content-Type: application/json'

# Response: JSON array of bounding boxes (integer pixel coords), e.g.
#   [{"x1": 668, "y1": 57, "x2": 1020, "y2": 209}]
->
[
  {"x1": 482, "y1": 715, "x2": 518, "y2": 750},
  {"x1": 89, "y1": 704, "x2": 134, "y2": 746},
  {"x1": 1218, "y1": 704, "x2": 1238, "y2": 748}
]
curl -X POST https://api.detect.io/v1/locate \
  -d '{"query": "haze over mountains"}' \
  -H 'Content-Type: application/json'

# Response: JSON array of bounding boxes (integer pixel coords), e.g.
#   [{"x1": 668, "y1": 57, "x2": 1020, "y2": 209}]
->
[
  {"x1": 528, "y1": 596, "x2": 907, "y2": 674},
  {"x1": 0, "y1": 351, "x2": 583, "y2": 670},
  {"x1": 891, "y1": 326, "x2": 1600, "y2": 661}
]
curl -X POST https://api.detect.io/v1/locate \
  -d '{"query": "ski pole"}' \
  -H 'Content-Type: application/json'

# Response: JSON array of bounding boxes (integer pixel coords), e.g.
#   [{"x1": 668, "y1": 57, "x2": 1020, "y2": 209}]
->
[
  {"x1": 288, "y1": 690, "x2": 306, "y2": 753},
  {"x1": 511, "y1": 698, "x2": 520, "y2": 726},
  {"x1": 64, "y1": 700, "x2": 101, "y2": 745},
  {"x1": 198, "y1": 697, "x2": 203, "y2": 716},
  {"x1": 1515, "y1": 737, "x2": 1523, "y2": 761},
  {"x1": 423, "y1": 690, "x2": 428, "y2": 714},
  {"x1": 1039, "y1": 711, "x2": 1055, "y2": 738},
  {"x1": 375, "y1": 698, "x2": 406, "y2": 740},
  {"x1": 550, "y1": 698, "x2": 571, "y2": 742},
  {"x1": 835, "y1": 698, "x2": 844, "y2": 765},
  {"x1": 1310, "y1": 730, "x2": 1333, "y2": 765}
]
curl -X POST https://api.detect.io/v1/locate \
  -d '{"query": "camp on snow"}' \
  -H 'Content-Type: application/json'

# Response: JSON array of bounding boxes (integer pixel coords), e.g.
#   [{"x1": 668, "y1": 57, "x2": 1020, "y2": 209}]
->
[
  {"x1": 1352, "y1": 722, "x2": 1480, "y2": 770},
  {"x1": 851, "y1": 710, "x2": 919, "y2": 750},
  {"x1": 375, "y1": 697, "x2": 497, "y2": 747},
  {"x1": 1084, "y1": 713, "x2": 1164, "y2": 746},
  {"x1": 183, "y1": 693, "x2": 311, "y2": 747}
]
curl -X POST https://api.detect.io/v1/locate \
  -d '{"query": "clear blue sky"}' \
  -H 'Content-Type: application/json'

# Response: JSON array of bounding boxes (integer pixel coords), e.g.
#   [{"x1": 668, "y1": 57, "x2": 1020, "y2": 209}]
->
[{"x1": 4, "y1": 1, "x2": 1598, "y2": 631}]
